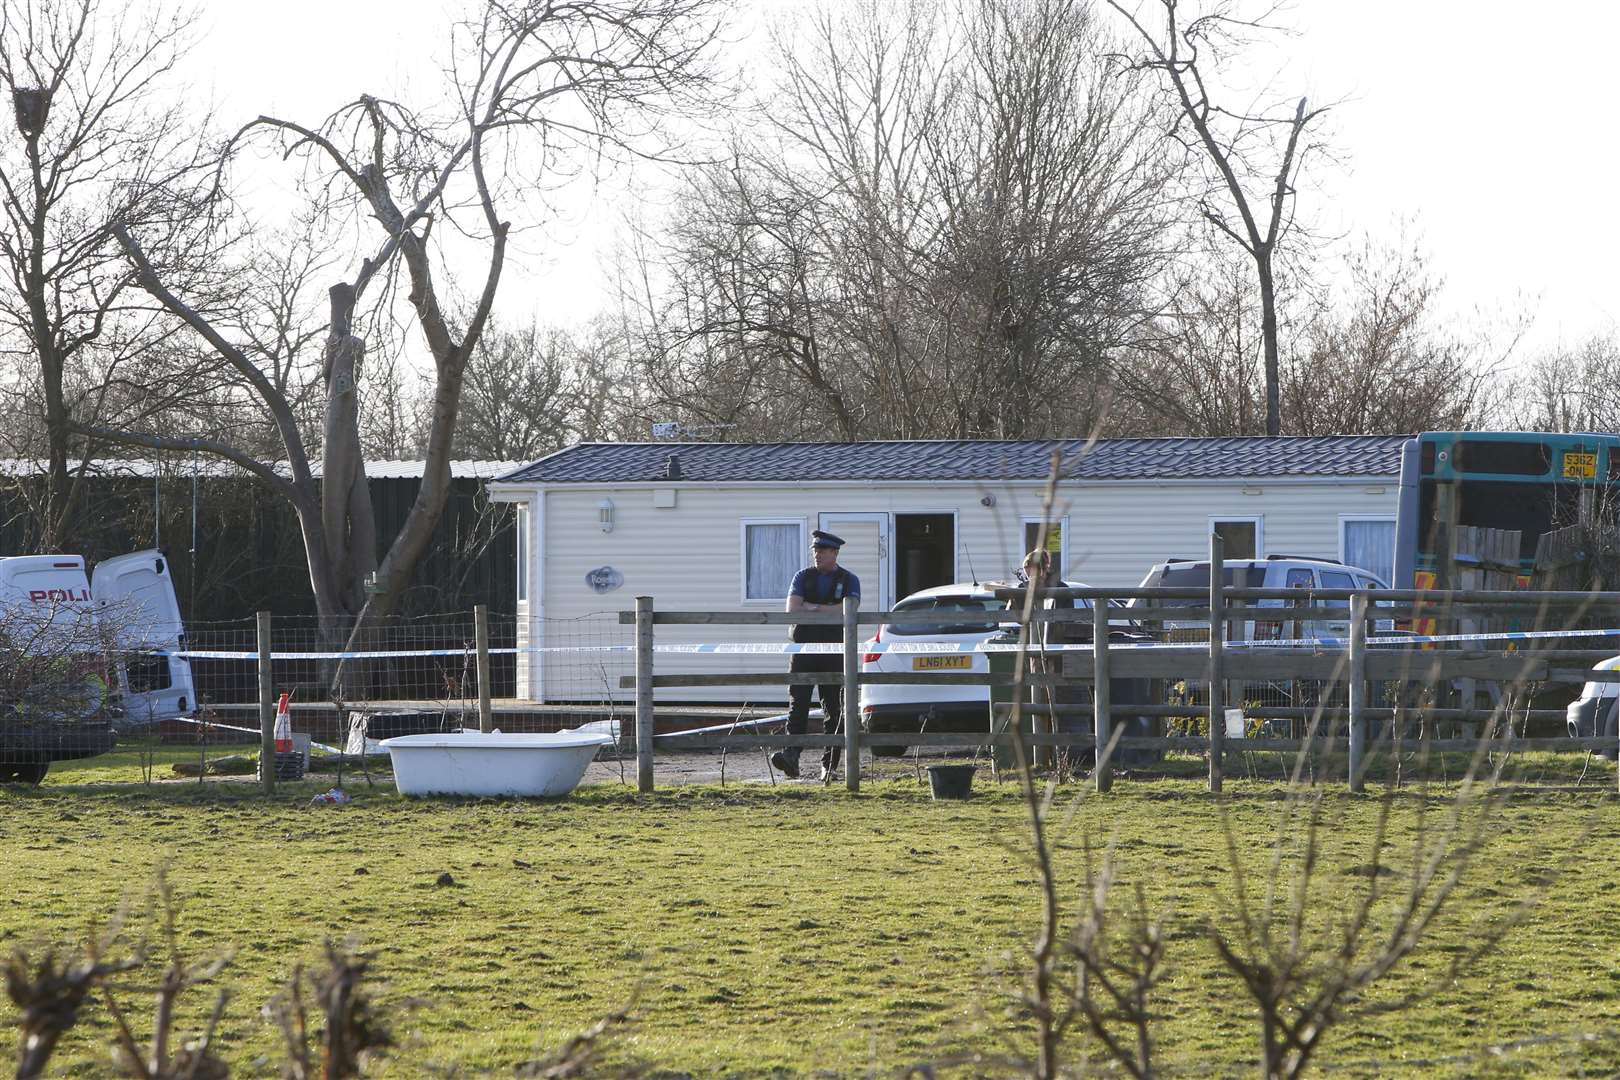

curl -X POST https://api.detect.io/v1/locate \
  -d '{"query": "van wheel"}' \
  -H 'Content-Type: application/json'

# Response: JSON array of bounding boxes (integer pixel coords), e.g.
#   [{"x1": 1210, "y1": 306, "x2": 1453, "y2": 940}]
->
[{"x1": 0, "y1": 760, "x2": 48, "y2": 786}]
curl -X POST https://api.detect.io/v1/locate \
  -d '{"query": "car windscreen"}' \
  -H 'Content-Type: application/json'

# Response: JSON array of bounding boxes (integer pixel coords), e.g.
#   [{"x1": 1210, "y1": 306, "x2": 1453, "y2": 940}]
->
[
  {"x1": 886, "y1": 596, "x2": 1006, "y2": 635},
  {"x1": 1140, "y1": 566, "x2": 1266, "y2": 607}
]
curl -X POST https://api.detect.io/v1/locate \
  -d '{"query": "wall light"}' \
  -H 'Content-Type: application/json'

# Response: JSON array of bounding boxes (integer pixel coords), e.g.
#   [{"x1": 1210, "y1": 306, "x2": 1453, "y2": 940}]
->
[{"x1": 598, "y1": 498, "x2": 615, "y2": 533}]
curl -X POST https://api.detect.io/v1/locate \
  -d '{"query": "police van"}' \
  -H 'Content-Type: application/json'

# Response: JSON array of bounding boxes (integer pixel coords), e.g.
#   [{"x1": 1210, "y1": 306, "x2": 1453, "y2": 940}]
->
[{"x1": 0, "y1": 549, "x2": 195, "y2": 783}]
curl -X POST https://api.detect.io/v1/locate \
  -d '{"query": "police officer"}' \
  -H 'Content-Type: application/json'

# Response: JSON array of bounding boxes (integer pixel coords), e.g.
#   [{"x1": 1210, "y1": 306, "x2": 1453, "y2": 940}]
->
[{"x1": 772, "y1": 530, "x2": 861, "y2": 780}]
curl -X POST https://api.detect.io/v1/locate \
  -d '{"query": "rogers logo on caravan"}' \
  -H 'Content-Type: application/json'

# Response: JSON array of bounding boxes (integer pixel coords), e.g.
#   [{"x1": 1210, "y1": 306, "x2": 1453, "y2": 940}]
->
[{"x1": 29, "y1": 588, "x2": 90, "y2": 603}]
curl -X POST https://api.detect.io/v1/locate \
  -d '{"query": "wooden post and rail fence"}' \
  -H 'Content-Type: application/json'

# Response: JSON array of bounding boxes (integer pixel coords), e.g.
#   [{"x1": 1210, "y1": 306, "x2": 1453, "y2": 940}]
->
[{"x1": 617, "y1": 535, "x2": 1620, "y2": 796}]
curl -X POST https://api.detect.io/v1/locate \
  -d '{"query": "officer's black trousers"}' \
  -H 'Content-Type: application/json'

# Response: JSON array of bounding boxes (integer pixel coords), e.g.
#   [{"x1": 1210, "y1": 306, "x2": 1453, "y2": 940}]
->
[{"x1": 786, "y1": 652, "x2": 843, "y2": 771}]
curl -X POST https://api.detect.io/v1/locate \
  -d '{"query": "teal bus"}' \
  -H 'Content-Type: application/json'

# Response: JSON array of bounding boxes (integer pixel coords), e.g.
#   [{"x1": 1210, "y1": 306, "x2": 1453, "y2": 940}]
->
[{"x1": 1393, "y1": 430, "x2": 1620, "y2": 594}]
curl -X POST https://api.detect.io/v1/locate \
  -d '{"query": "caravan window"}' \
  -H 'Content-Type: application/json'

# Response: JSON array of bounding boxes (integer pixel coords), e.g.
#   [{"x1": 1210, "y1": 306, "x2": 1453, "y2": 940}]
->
[
  {"x1": 515, "y1": 504, "x2": 528, "y2": 603},
  {"x1": 742, "y1": 520, "x2": 804, "y2": 601},
  {"x1": 1211, "y1": 519, "x2": 1261, "y2": 559},
  {"x1": 1342, "y1": 517, "x2": 1396, "y2": 582},
  {"x1": 1021, "y1": 519, "x2": 1066, "y2": 580}
]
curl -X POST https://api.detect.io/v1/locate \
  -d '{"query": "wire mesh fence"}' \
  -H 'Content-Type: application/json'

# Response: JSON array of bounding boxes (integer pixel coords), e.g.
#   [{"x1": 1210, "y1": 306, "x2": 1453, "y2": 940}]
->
[
  {"x1": 8, "y1": 583, "x2": 1620, "y2": 792},
  {"x1": 521, "y1": 611, "x2": 634, "y2": 704},
  {"x1": 0, "y1": 608, "x2": 652, "y2": 787}
]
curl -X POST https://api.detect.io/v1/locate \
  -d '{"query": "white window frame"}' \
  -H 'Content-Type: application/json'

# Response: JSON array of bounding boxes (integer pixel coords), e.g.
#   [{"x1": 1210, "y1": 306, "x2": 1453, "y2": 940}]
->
[
  {"x1": 1338, "y1": 514, "x2": 1396, "y2": 584},
  {"x1": 515, "y1": 503, "x2": 529, "y2": 604},
  {"x1": 1020, "y1": 516, "x2": 1070, "y2": 580},
  {"x1": 1208, "y1": 515, "x2": 1264, "y2": 560},
  {"x1": 739, "y1": 517, "x2": 808, "y2": 604}
]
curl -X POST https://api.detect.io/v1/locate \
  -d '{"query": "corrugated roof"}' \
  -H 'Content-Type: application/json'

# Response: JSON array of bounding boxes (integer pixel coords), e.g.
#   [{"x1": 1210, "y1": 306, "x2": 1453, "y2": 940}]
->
[
  {"x1": 0, "y1": 458, "x2": 523, "y2": 481},
  {"x1": 363, "y1": 460, "x2": 526, "y2": 480},
  {"x1": 497, "y1": 436, "x2": 1409, "y2": 485}
]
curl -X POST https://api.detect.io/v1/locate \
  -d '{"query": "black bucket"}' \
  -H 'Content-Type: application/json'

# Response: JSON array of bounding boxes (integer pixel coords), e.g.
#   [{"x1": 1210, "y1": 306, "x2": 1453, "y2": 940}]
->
[{"x1": 927, "y1": 763, "x2": 976, "y2": 800}]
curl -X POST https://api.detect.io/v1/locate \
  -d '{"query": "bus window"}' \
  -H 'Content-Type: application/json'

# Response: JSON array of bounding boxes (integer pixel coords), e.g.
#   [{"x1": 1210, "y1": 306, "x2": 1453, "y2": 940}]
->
[
  {"x1": 1454, "y1": 439, "x2": 1552, "y2": 476},
  {"x1": 1417, "y1": 478, "x2": 1566, "y2": 564}
]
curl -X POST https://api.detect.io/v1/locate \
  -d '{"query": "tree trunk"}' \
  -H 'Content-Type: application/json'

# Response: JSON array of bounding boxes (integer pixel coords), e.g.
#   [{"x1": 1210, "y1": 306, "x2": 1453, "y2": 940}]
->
[
  {"x1": 367, "y1": 364, "x2": 464, "y2": 622},
  {"x1": 25, "y1": 124, "x2": 77, "y2": 552},
  {"x1": 40, "y1": 365, "x2": 72, "y2": 549},
  {"x1": 1259, "y1": 257, "x2": 1281, "y2": 436},
  {"x1": 319, "y1": 283, "x2": 378, "y2": 636}
]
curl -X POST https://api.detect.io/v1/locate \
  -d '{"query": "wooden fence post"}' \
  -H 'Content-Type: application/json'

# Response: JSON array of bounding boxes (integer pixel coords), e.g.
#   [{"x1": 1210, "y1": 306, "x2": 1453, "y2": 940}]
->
[
  {"x1": 1093, "y1": 595, "x2": 1112, "y2": 793},
  {"x1": 635, "y1": 596, "x2": 654, "y2": 793},
  {"x1": 1208, "y1": 534, "x2": 1224, "y2": 794},
  {"x1": 1348, "y1": 593, "x2": 1368, "y2": 792},
  {"x1": 475, "y1": 604, "x2": 493, "y2": 734},
  {"x1": 843, "y1": 595, "x2": 861, "y2": 792},
  {"x1": 257, "y1": 610, "x2": 274, "y2": 795}
]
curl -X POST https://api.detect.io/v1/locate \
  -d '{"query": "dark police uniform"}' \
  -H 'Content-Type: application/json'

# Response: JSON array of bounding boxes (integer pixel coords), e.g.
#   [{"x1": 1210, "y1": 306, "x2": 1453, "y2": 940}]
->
[{"x1": 779, "y1": 532, "x2": 861, "y2": 777}]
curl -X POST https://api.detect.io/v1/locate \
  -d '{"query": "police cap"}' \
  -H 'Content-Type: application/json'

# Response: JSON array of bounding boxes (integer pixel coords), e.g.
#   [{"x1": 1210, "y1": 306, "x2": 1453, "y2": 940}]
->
[{"x1": 810, "y1": 530, "x2": 845, "y2": 550}]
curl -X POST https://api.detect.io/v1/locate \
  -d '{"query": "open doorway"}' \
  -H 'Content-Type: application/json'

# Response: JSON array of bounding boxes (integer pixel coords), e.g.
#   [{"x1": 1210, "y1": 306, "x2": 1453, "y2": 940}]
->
[{"x1": 894, "y1": 513, "x2": 956, "y2": 599}]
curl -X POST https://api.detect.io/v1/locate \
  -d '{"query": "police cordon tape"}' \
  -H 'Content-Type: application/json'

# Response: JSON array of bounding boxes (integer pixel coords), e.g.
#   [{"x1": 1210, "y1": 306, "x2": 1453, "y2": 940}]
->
[
  {"x1": 153, "y1": 714, "x2": 345, "y2": 754},
  {"x1": 167, "y1": 624, "x2": 1620, "y2": 662}
]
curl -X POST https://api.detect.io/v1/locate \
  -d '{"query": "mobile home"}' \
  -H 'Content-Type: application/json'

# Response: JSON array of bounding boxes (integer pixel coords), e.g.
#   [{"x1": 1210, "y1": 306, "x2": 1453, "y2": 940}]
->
[{"x1": 488, "y1": 436, "x2": 1405, "y2": 701}]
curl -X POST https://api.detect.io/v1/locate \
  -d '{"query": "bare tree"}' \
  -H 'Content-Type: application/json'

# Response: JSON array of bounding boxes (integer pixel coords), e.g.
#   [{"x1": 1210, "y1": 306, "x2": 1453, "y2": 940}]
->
[
  {"x1": 1281, "y1": 240, "x2": 1507, "y2": 435},
  {"x1": 642, "y1": 156, "x2": 860, "y2": 440},
  {"x1": 0, "y1": 0, "x2": 213, "y2": 550},
  {"x1": 455, "y1": 320, "x2": 605, "y2": 460},
  {"x1": 924, "y1": 0, "x2": 1173, "y2": 438},
  {"x1": 1110, "y1": 251, "x2": 1268, "y2": 436},
  {"x1": 1502, "y1": 332, "x2": 1620, "y2": 434},
  {"x1": 1108, "y1": 0, "x2": 1329, "y2": 436},
  {"x1": 637, "y1": 0, "x2": 1172, "y2": 441},
  {"x1": 87, "y1": 0, "x2": 723, "y2": 630},
  {"x1": 356, "y1": 352, "x2": 425, "y2": 461}
]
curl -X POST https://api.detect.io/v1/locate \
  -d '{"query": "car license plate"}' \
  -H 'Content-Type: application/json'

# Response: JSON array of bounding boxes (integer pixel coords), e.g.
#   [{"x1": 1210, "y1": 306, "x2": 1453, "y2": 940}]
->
[{"x1": 913, "y1": 655, "x2": 971, "y2": 671}]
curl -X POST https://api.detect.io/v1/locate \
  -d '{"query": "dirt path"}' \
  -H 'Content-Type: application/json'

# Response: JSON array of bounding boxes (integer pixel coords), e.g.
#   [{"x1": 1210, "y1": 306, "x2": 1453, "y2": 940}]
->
[{"x1": 580, "y1": 748, "x2": 968, "y2": 787}]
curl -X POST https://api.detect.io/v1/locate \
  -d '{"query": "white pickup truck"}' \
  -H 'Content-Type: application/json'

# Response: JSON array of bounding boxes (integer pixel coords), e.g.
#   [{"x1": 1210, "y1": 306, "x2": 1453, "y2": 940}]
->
[{"x1": 0, "y1": 549, "x2": 195, "y2": 783}]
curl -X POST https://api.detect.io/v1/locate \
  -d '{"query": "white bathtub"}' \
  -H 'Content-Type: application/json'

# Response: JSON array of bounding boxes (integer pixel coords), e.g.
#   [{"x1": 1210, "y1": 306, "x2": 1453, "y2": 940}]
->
[{"x1": 381, "y1": 731, "x2": 614, "y2": 797}]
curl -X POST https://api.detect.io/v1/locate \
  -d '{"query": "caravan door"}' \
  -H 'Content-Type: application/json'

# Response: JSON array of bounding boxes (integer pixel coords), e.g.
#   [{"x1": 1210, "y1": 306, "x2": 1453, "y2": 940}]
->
[
  {"x1": 91, "y1": 550, "x2": 196, "y2": 723},
  {"x1": 816, "y1": 513, "x2": 889, "y2": 612}
]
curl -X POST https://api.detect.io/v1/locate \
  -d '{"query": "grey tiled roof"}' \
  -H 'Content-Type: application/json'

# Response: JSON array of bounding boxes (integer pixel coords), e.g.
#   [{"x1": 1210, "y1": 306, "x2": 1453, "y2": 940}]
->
[{"x1": 497, "y1": 435, "x2": 1408, "y2": 485}]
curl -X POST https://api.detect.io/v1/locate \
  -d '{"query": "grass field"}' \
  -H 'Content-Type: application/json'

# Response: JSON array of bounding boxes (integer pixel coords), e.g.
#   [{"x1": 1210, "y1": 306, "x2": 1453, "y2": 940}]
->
[{"x1": 4, "y1": 745, "x2": 1620, "y2": 1077}]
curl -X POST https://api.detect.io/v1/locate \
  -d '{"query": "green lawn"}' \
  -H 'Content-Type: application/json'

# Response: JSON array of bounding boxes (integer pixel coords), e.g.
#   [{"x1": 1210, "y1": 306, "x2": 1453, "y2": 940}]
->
[{"x1": 4, "y1": 752, "x2": 1620, "y2": 1077}]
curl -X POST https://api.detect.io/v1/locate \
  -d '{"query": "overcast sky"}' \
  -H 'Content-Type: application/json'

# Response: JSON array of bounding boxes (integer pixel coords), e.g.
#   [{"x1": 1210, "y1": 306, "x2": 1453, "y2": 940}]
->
[{"x1": 194, "y1": 0, "x2": 1617, "y2": 357}]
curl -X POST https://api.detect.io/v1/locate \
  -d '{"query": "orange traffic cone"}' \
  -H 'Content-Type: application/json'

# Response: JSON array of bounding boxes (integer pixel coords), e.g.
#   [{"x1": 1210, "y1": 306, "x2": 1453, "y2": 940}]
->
[{"x1": 273, "y1": 692, "x2": 292, "y2": 753}]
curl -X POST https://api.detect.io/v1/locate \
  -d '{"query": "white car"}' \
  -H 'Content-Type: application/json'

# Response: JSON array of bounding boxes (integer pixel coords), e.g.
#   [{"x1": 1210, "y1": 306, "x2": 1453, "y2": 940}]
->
[
  {"x1": 857, "y1": 581, "x2": 1132, "y2": 751},
  {"x1": 1568, "y1": 656, "x2": 1620, "y2": 761}
]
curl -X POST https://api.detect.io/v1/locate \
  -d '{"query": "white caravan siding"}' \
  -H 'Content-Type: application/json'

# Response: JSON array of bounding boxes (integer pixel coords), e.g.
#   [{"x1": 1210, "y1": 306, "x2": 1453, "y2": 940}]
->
[{"x1": 513, "y1": 476, "x2": 1396, "y2": 702}]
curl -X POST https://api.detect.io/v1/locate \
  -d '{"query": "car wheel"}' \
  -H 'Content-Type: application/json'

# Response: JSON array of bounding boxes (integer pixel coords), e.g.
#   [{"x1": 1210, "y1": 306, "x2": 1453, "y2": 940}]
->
[{"x1": 0, "y1": 759, "x2": 48, "y2": 786}]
